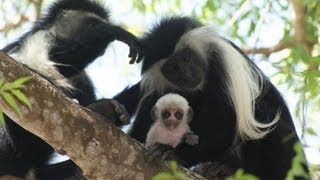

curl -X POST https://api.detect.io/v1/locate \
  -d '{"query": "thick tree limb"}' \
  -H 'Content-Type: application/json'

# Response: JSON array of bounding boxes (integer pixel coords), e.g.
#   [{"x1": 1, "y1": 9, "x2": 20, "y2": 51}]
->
[{"x1": 0, "y1": 52, "x2": 204, "y2": 179}]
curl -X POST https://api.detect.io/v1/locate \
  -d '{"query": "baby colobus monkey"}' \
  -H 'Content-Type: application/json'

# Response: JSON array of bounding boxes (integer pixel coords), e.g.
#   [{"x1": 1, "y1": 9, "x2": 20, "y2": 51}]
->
[{"x1": 145, "y1": 93, "x2": 198, "y2": 148}]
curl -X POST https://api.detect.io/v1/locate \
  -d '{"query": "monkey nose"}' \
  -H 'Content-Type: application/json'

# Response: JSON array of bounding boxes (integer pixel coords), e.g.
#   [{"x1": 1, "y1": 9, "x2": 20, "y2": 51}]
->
[{"x1": 168, "y1": 119, "x2": 175, "y2": 125}]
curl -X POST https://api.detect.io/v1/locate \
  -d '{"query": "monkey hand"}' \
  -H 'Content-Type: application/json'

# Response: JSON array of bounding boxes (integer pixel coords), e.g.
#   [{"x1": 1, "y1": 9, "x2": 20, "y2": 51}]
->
[
  {"x1": 191, "y1": 161, "x2": 233, "y2": 179},
  {"x1": 127, "y1": 38, "x2": 143, "y2": 64},
  {"x1": 111, "y1": 26, "x2": 143, "y2": 64},
  {"x1": 183, "y1": 132, "x2": 199, "y2": 146},
  {"x1": 144, "y1": 143, "x2": 176, "y2": 163},
  {"x1": 86, "y1": 99, "x2": 130, "y2": 126}
]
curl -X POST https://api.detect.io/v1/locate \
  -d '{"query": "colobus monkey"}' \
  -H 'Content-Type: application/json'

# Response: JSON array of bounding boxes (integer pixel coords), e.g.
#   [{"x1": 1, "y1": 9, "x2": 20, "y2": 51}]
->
[
  {"x1": 114, "y1": 17, "x2": 307, "y2": 180},
  {"x1": 0, "y1": 0, "x2": 142, "y2": 179},
  {"x1": 145, "y1": 93, "x2": 198, "y2": 149}
]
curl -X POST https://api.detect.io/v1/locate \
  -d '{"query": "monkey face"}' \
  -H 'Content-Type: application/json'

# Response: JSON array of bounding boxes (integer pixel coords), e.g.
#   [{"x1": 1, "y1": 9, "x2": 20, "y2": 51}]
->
[
  {"x1": 53, "y1": 11, "x2": 114, "y2": 46},
  {"x1": 160, "y1": 48, "x2": 207, "y2": 90},
  {"x1": 161, "y1": 108, "x2": 184, "y2": 128},
  {"x1": 53, "y1": 10, "x2": 140, "y2": 58}
]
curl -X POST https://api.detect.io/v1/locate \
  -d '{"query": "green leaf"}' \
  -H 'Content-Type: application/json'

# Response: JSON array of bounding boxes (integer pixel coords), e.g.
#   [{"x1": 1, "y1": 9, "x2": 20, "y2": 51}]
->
[
  {"x1": 229, "y1": 169, "x2": 260, "y2": 180},
  {"x1": 2, "y1": 92, "x2": 20, "y2": 114},
  {"x1": 0, "y1": 110, "x2": 5, "y2": 127},
  {"x1": 174, "y1": 172, "x2": 188, "y2": 180},
  {"x1": 1, "y1": 82, "x2": 14, "y2": 91},
  {"x1": 306, "y1": 127, "x2": 318, "y2": 136},
  {"x1": 234, "y1": 169, "x2": 245, "y2": 178},
  {"x1": 10, "y1": 89, "x2": 31, "y2": 109},
  {"x1": 0, "y1": 79, "x2": 4, "y2": 88},
  {"x1": 1, "y1": 76, "x2": 32, "y2": 91},
  {"x1": 152, "y1": 173, "x2": 173, "y2": 180},
  {"x1": 169, "y1": 161, "x2": 178, "y2": 174},
  {"x1": 11, "y1": 76, "x2": 32, "y2": 89}
]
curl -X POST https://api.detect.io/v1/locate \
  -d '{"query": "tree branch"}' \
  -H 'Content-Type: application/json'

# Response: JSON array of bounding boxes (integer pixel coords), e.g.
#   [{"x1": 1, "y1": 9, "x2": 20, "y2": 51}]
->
[
  {"x1": 290, "y1": 0, "x2": 318, "y2": 71},
  {"x1": 0, "y1": 52, "x2": 204, "y2": 179},
  {"x1": 242, "y1": 40, "x2": 294, "y2": 56},
  {"x1": 242, "y1": 0, "x2": 316, "y2": 63},
  {"x1": 0, "y1": 15, "x2": 30, "y2": 33}
]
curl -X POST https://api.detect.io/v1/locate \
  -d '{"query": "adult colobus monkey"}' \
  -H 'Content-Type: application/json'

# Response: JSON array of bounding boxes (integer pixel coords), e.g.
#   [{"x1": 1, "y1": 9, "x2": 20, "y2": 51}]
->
[
  {"x1": 0, "y1": 0, "x2": 142, "y2": 179},
  {"x1": 115, "y1": 17, "x2": 307, "y2": 180}
]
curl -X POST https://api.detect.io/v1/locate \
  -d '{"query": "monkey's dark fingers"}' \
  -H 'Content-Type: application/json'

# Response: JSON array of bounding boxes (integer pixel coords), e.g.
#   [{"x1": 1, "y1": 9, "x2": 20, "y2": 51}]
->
[
  {"x1": 128, "y1": 41, "x2": 144, "y2": 64},
  {"x1": 144, "y1": 144, "x2": 174, "y2": 162},
  {"x1": 111, "y1": 100, "x2": 130, "y2": 125},
  {"x1": 192, "y1": 161, "x2": 233, "y2": 179},
  {"x1": 135, "y1": 49, "x2": 144, "y2": 63},
  {"x1": 144, "y1": 144, "x2": 162, "y2": 161},
  {"x1": 185, "y1": 134, "x2": 199, "y2": 146},
  {"x1": 110, "y1": 25, "x2": 143, "y2": 64},
  {"x1": 86, "y1": 99, "x2": 129, "y2": 125},
  {"x1": 128, "y1": 48, "x2": 138, "y2": 64}
]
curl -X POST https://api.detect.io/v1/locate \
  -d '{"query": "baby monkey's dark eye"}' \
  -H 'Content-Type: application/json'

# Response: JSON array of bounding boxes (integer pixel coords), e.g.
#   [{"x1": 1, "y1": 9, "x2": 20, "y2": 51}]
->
[
  {"x1": 175, "y1": 111, "x2": 183, "y2": 120},
  {"x1": 162, "y1": 110, "x2": 170, "y2": 119}
]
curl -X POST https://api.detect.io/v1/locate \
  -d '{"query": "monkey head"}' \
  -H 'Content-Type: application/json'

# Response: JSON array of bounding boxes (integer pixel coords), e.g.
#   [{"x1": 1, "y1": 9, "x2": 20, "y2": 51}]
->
[
  {"x1": 137, "y1": 17, "x2": 210, "y2": 92},
  {"x1": 41, "y1": 0, "x2": 142, "y2": 76},
  {"x1": 151, "y1": 93, "x2": 193, "y2": 129}
]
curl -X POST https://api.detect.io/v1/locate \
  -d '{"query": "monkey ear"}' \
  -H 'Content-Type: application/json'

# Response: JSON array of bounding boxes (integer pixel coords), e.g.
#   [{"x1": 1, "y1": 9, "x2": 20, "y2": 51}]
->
[
  {"x1": 187, "y1": 107, "x2": 193, "y2": 122},
  {"x1": 151, "y1": 106, "x2": 157, "y2": 120}
]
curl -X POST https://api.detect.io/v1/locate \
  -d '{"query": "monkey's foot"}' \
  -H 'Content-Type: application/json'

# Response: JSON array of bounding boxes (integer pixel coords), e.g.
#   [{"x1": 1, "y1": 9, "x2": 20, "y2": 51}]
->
[
  {"x1": 191, "y1": 161, "x2": 233, "y2": 179},
  {"x1": 86, "y1": 99, "x2": 130, "y2": 126},
  {"x1": 144, "y1": 143, "x2": 176, "y2": 163}
]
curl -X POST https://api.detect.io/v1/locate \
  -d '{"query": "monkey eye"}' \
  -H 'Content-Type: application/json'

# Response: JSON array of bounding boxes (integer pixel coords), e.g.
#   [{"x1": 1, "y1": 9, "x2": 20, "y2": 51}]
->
[
  {"x1": 175, "y1": 111, "x2": 183, "y2": 120},
  {"x1": 162, "y1": 111, "x2": 170, "y2": 119},
  {"x1": 85, "y1": 18, "x2": 100, "y2": 28}
]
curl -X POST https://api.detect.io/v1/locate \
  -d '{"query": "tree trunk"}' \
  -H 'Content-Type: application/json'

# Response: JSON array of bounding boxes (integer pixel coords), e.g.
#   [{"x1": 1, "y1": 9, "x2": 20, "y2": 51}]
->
[{"x1": 0, "y1": 52, "x2": 204, "y2": 179}]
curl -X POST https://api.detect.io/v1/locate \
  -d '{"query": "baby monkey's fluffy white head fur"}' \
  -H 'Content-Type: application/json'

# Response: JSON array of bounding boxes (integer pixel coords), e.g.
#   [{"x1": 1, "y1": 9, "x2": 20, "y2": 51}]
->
[{"x1": 155, "y1": 93, "x2": 189, "y2": 113}]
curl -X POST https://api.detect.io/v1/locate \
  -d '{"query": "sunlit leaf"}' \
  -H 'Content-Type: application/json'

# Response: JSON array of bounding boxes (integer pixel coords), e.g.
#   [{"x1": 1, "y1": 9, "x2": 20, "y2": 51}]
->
[
  {"x1": 0, "y1": 79, "x2": 4, "y2": 88},
  {"x1": 11, "y1": 76, "x2": 32, "y2": 89},
  {"x1": 2, "y1": 92, "x2": 20, "y2": 114},
  {"x1": 152, "y1": 173, "x2": 173, "y2": 180},
  {"x1": 174, "y1": 173, "x2": 188, "y2": 180},
  {"x1": 10, "y1": 89, "x2": 31, "y2": 109},
  {"x1": 169, "y1": 161, "x2": 178, "y2": 174},
  {"x1": 0, "y1": 110, "x2": 5, "y2": 127},
  {"x1": 228, "y1": 169, "x2": 259, "y2": 180}
]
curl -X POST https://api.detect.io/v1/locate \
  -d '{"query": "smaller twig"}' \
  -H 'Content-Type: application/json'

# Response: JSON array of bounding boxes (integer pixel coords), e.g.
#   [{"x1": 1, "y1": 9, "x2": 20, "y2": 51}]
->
[{"x1": 242, "y1": 40, "x2": 294, "y2": 56}]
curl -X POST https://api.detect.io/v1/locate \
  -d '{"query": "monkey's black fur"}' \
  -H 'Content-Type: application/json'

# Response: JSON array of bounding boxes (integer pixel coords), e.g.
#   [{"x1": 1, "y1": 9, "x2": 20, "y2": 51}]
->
[
  {"x1": 0, "y1": 0, "x2": 141, "y2": 179},
  {"x1": 115, "y1": 17, "x2": 308, "y2": 180}
]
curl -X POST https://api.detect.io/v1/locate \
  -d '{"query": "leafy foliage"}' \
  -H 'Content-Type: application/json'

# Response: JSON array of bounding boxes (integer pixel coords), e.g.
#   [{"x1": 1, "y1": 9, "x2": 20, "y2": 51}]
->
[
  {"x1": 0, "y1": 77, "x2": 32, "y2": 126},
  {"x1": 227, "y1": 169, "x2": 259, "y2": 180},
  {"x1": 286, "y1": 143, "x2": 310, "y2": 180}
]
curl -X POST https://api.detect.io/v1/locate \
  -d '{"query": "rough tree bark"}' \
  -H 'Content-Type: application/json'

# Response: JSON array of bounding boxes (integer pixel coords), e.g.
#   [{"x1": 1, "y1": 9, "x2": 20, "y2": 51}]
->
[{"x1": 0, "y1": 52, "x2": 204, "y2": 180}]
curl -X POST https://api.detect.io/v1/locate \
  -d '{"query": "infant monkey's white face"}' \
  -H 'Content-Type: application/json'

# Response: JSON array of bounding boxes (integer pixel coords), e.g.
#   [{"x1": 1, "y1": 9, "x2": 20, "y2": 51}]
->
[{"x1": 160, "y1": 106, "x2": 184, "y2": 128}]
